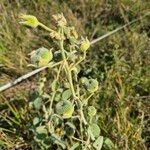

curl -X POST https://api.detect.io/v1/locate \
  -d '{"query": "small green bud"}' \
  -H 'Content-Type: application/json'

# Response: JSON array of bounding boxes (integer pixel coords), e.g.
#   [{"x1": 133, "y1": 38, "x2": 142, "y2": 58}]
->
[
  {"x1": 30, "y1": 47, "x2": 53, "y2": 67},
  {"x1": 80, "y1": 37, "x2": 90, "y2": 52},
  {"x1": 88, "y1": 106, "x2": 97, "y2": 117},
  {"x1": 81, "y1": 78, "x2": 98, "y2": 92},
  {"x1": 19, "y1": 14, "x2": 39, "y2": 28}
]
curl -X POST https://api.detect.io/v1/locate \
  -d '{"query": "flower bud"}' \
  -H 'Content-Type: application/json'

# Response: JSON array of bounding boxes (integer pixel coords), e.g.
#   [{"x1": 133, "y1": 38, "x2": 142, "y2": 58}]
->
[
  {"x1": 87, "y1": 79, "x2": 99, "y2": 93},
  {"x1": 88, "y1": 106, "x2": 97, "y2": 117},
  {"x1": 80, "y1": 37, "x2": 90, "y2": 52},
  {"x1": 19, "y1": 14, "x2": 39, "y2": 28}
]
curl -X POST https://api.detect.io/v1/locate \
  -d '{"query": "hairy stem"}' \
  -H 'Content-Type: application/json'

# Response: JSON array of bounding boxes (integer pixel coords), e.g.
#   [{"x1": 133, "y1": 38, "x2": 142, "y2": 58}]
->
[
  {"x1": 39, "y1": 22, "x2": 55, "y2": 33},
  {"x1": 59, "y1": 28, "x2": 76, "y2": 98},
  {"x1": 70, "y1": 52, "x2": 86, "y2": 70}
]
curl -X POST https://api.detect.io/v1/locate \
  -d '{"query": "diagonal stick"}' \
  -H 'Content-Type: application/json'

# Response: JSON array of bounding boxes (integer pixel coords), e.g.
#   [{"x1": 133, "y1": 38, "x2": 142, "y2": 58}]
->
[
  {"x1": 90, "y1": 12, "x2": 150, "y2": 45},
  {"x1": 0, "y1": 62, "x2": 62, "y2": 92}
]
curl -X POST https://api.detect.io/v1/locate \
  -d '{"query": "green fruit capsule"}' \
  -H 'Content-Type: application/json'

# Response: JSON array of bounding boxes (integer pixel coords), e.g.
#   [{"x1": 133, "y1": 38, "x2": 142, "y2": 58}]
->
[
  {"x1": 56, "y1": 100, "x2": 74, "y2": 119},
  {"x1": 80, "y1": 37, "x2": 90, "y2": 52},
  {"x1": 87, "y1": 79, "x2": 99, "y2": 93},
  {"x1": 19, "y1": 14, "x2": 39, "y2": 28},
  {"x1": 88, "y1": 106, "x2": 97, "y2": 117},
  {"x1": 30, "y1": 47, "x2": 53, "y2": 67}
]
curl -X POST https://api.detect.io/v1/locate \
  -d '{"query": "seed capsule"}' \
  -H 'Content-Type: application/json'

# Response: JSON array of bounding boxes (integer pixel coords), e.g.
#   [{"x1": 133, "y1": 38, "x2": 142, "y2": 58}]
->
[
  {"x1": 87, "y1": 79, "x2": 99, "y2": 93},
  {"x1": 80, "y1": 37, "x2": 90, "y2": 52},
  {"x1": 88, "y1": 106, "x2": 97, "y2": 117},
  {"x1": 19, "y1": 14, "x2": 39, "y2": 28}
]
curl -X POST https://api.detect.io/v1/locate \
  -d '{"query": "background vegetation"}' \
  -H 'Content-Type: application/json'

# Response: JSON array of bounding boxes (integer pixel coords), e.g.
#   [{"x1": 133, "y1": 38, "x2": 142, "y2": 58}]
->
[{"x1": 0, "y1": 0, "x2": 150, "y2": 149}]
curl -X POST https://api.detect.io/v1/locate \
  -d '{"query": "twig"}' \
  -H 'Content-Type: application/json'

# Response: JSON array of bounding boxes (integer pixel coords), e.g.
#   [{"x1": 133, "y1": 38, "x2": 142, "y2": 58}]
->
[{"x1": 0, "y1": 12, "x2": 150, "y2": 93}]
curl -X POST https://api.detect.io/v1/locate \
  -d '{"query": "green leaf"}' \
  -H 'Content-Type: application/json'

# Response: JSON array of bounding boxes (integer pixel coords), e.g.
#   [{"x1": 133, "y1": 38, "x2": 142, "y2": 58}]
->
[
  {"x1": 0, "y1": 140, "x2": 5, "y2": 146},
  {"x1": 33, "y1": 117, "x2": 40, "y2": 126},
  {"x1": 88, "y1": 123, "x2": 100, "y2": 140},
  {"x1": 42, "y1": 137, "x2": 52, "y2": 148},
  {"x1": 54, "y1": 93, "x2": 61, "y2": 102},
  {"x1": 54, "y1": 139, "x2": 66, "y2": 149},
  {"x1": 56, "y1": 100, "x2": 74, "y2": 119},
  {"x1": 65, "y1": 122, "x2": 75, "y2": 137},
  {"x1": 93, "y1": 136, "x2": 103, "y2": 150},
  {"x1": 80, "y1": 77, "x2": 89, "y2": 86},
  {"x1": 80, "y1": 37, "x2": 90, "y2": 52},
  {"x1": 33, "y1": 97, "x2": 42, "y2": 110},
  {"x1": 36, "y1": 126, "x2": 47, "y2": 134},
  {"x1": 35, "y1": 133, "x2": 47, "y2": 141},
  {"x1": 62, "y1": 89, "x2": 72, "y2": 100},
  {"x1": 104, "y1": 138, "x2": 115, "y2": 149}
]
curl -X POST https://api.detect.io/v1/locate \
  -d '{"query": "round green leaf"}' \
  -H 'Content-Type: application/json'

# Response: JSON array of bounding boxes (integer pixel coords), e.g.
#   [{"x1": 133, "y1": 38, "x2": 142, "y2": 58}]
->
[
  {"x1": 88, "y1": 123, "x2": 100, "y2": 140},
  {"x1": 62, "y1": 89, "x2": 72, "y2": 101},
  {"x1": 33, "y1": 97, "x2": 42, "y2": 110},
  {"x1": 56, "y1": 100, "x2": 74, "y2": 119},
  {"x1": 65, "y1": 122, "x2": 75, "y2": 136}
]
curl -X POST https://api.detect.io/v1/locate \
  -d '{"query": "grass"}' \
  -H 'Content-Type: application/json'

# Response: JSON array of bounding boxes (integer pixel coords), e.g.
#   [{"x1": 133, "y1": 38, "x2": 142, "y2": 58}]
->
[{"x1": 0, "y1": 0, "x2": 150, "y2": 149}]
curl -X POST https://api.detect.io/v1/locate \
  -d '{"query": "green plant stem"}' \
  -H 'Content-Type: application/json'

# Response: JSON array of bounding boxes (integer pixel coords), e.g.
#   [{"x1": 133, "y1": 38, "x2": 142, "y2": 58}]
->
[
  {"x1": 84, "y1": 136, "x2": 90, "y2": 150},
  {"x1": 39, "y1": 22, "x2": 55, "y2": 33},
  {"x1": 49, "y1": 64, "x2": 63, "y2": 115},
  {"x1": 83, "y1": 93, "x2": 94, "y2": 105},
  {"x1": 60, "y1": 28, "x2": 76, "y2": 98},
  {"x1": 78, "y1": 100, "x2": 87, "y2": 125},
  {"x1": 0, "y1": 128, "x2": 15, "y2": 134},
  {"x1": 72, "y1": 137, "x2": 86, "y2": 143}
]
